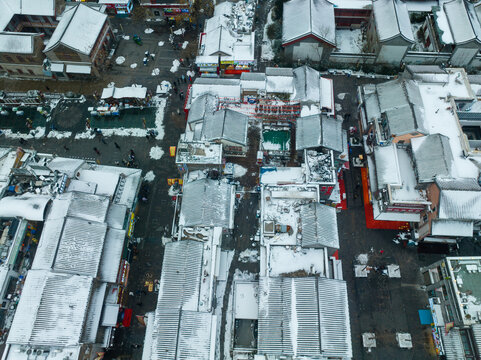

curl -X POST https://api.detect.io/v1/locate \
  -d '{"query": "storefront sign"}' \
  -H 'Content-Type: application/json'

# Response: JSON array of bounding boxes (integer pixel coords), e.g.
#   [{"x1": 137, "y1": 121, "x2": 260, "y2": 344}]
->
[
  {"x1": 127, "y1": 212, "x2": 135, "y2": 238},
  {"x1": 117, "y1": 260, "x2": 130, "y2": 287},
  {"x1": 220, "y1": 60, "x2": 234, "y2": 65},
  {"x1": 164, "y1": 8, "x2": 182, "y2": 13}
]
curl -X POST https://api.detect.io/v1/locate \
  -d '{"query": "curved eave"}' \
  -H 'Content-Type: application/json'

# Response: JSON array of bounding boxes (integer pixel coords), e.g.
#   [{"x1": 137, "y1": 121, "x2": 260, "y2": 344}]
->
[{"x1": 282, "y1": 33, "x2": 336, "y2": 48}]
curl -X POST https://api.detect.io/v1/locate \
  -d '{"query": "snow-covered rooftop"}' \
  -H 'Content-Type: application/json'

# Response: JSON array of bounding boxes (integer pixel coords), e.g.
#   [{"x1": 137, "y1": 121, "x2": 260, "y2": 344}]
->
[
  {"x1": 191, "y1": 78, "x2": 241, "y2": 100},
  {"x1": 176, "y1": 141, "x2": 223, "y2": 165},
  {"x1": 439, "y1": 189, "x2": 481, "y2": 221},
  {"x1": 44, "y1": 3, "x2": 107, "y2": 56},
  {"x1": 282, "y1": 0, "x2": 336, "y2": 46},
  {"x1": 101, "y1": 85, "x2": 147, "y2": 99},
  {"x1": 299, "y1": 202, "x2": 339, "y2": 249},
  {"x1": 7, "y1": 270, "x2": 93, "y2": 347},
  {"x1": 180, "y1": 179, "x2": 235, "y2": 229},
  {"x1": 258, "y1": 277, "x2": 352, "y2": 358},
  {"x1": 296, "y1": 114, "x2": 343, "y2": 152},
  {"x1": 0, "y1": 0, "x2": 55, "y2": 31},
  {"x1": 268, "y1": 246, "x2": 326, "y2": 276},
  {"x1": 0, "y1": 32, "x2": 35, "y2": 54},
  {"x1": 373, "y1": 0, "x2": 414, "y2": 42},
  {"x1": 262, "y1": 185, "x2": 318, "y2": 246},
  {"x1": 200, "y1": 109, "x2": 249, "y2": 146},
  {"x1": 442, "y1": 0, "x2": 481, "y2": 45},
  {"x1": 260, "y1": 167, "x2": 305, "y2": 185},
  {"x1": 0, "y1": 195, "x2": 51, "y2": 221},
  {"x1": 412, "y1": 134, "x2": 453, "y2": 183}
]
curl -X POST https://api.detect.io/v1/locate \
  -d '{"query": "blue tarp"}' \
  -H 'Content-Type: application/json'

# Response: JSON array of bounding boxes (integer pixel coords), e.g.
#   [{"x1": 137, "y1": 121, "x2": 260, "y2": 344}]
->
[{"x1": 418, "y1": 309, "x2": 433, "y2": 325}]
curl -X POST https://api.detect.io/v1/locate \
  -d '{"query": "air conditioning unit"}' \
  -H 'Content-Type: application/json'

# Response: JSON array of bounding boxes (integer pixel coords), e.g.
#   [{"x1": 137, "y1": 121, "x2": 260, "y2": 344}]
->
[{"x1": 432, "y1": 297, "x2": 441, "y2": 305}]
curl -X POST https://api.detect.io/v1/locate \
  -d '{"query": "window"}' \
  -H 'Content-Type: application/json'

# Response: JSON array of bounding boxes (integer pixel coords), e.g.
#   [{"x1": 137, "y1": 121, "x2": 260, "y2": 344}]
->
[
  {"x1": 27, "y1": 69, "x2": 34, "y2": 75},
  {"x1": 16, "y1": 55, "x2": 25, "y2": 63},
  {"x1": 16, "y1": 69, "x2": 23, "y2": 74},
  {"x1": 154, "y1": 10, "x2": 161, "y2": 16}
]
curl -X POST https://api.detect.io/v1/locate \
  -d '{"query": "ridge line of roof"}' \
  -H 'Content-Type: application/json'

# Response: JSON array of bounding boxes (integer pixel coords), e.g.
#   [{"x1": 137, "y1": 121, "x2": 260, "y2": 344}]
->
[{"x1": 44, "y1": 4, "x2": 79, "y2": 53}]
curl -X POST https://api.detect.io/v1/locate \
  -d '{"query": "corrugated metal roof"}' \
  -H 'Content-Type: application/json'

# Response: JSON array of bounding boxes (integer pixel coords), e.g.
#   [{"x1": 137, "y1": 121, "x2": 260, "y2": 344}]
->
[
  {"x1": 106, "y1": 203, "x2": 127, "y2": 230},
  {"x1": 318, "y1": 278, "x2": 352, "y2": 358},
  {"x1": 412, "y1": 134, "x2": 453, "y2": 182},
  {"x1": 300, "y1": 203, "x2": 339, "y2": 249},
  {"x1": 66, "y1": 191, "x2": 110, "y2": 223},
  {"x1": 258, "y1": 277, "x2": 286, "y2": 355},
  {"x1": 240, "y1": 72, "x2": 266, "y2": 81},
  {"x1": 436, "y1": 178, "x2": 481, "y2": 191},
  {"x1": 293, "y1": 65, "x2": 321, "y2": 103},
  {"x1": 439, "y1": 189, "x2": 481, "y2": 220},
  {"x1": 7, "y1": 270, "x2": 93, "y2": 346},
  {"x1": 177, "y1": 311, "x2": 214, "y2": 360},
  {"x1": 150, "y1": 309, "x2": 180, "y2": 360},
  {"x1": 180, "y1": 179, "x2": 233, "y2": 228},
  {"x1": 373, "y1": 0, "x2": 414, "y2": 42},
  {"x1": 157, "y1": 240, "x2": 203, "y2": 311},
  {"x1": 440, "y1": 328, "x2": 466, "y2": 360},
  {"x1": 53, "y1": 217, "x2": 107, "y2": 277},
  {"x1": 47, "y1": 157, "x2": 85, "y2": 177},
  {"x1": 81, "y1": 282, "x2": 107, "y2": 343},
  {"x1": 259, "y1": 277, "x2": 351, "y2": 357},
  {"x1": 471, "y1": 324, "x2": 481, "y2": 356},
  {"x1": 98, "y1": 228, "x2": 126, "y2": 283},
  {"x1": 282, "y1": 0, "x2": 335, "y2": 45}
]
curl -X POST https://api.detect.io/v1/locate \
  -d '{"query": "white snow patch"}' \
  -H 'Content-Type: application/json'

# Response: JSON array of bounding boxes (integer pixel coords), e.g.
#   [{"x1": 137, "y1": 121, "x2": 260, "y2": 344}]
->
[
  {"x1": 149, "y1": 146, "x2": 164, "y2": 160},
  {"x1": 356, "y1": 253, "x2": 369, "y2": 265},
  {"x1": 335, "y1": 103, "x2": 342, "y2": 112},
  {"x1": 158, "y1": 41, "x2": 164, "y2": 47},
  {"x1": 113, "y1": 29, "x2": 118, "y2": 33},
  {"x1": 122, "y1": 35, "x2": 130, "y2": 40},
  {"x1": 337, "y1": 93, "x2": 347, "y2": 100},
  {"x1": 153, "y1": 96, "x2": 166, "y2": 140},
  {"x1": 173, "y1": 28, "x2": 185, "y2": 35},
  {"x1": 232, "y1": 164, "x2": 247, "y2": 178},
  {"x1": 168, "y1": 184, "x2": 180, "y2": 196},
  {"x1": 74, "y1": 131, "x2": 96, "y2": 140},
  {"x1": 269, "y1": 246, "x2": 325, "y2": 276},
  {"x1": 233, "y1": 269, "x2": 256, "y2": 281},
  {"x1": 1, "y1": 126, "x2": 45, "y2": 139},
  {"x1": 239, "y1": 249, "x2": 258, "y2": 263},
  {"x1": 144, "y1": 170, "x2": 155, "y2": 182},
  {"x1": 170, "y1": 59, "x2": 180, "y2": 73},
  {"x1": 47, "y1": 130, "x2": 72, "y2": 139},
  {"x1": 130, "y1": 63, "x2": 138, "y2": 69},
  {"x1": 107, "y1": 82, "x2": 115, "y2": 88},
  {"x1": 335, "y1": 28, "x2": 364, "y2": 53},
  {"x1": 144, "y1": 28, "x2": 154, "y2": 34},
  {"x1": 115, "y1": 56, "x2": 125, "y2": 65},
  {"x1": 151, "y1": 68, "x2": 160, "y2": 76},
  {"x1": 186, "y1": 70, "x2": 195, "y2": 77},
  {"x1": 300, "y1": 104, "x2": 321, "y2": 117},
  {"x1": 156, "y1": 80, "x2": 171, "y2": 94},
  {"x1": 182, "y1": 41, "x2": 189, "y2": 49},
  {"x1": 261, "y1": 8, "x2": 275, "y2": 61}
]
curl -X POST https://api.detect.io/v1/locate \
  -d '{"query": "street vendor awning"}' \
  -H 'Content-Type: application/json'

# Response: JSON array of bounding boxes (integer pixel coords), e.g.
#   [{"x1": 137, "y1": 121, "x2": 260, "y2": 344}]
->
[
  {"x1": 101, "y1": 85, "x2": 147, "y2": 99},
  {"x1": 50, "y1": 62, "x2": 64, "y2": 72},
  {"x1": 66, "y1": 64, "x2": 92, "y2": 74}
]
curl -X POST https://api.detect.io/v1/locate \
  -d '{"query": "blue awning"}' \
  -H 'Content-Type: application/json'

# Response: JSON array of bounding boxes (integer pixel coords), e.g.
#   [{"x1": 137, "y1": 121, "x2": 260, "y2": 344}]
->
[{"x1": 418, "y1": 309, "x2": 433, "y2": 325}]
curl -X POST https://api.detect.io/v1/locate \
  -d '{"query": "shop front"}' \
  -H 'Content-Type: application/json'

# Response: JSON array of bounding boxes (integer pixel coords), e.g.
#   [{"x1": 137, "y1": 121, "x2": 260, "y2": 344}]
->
[
  {"x1": 99, "y1": 0, "x2": 133, "y2": 16},
  {"x1": 196, "y1": 56, "x2": 219, "y2": 77},
  {"x1": 222, "y1": 59, "x2": 255, "y2": 75},
  {"x1": 164, "y1": 6, "x2": 190, "y2": 21}
]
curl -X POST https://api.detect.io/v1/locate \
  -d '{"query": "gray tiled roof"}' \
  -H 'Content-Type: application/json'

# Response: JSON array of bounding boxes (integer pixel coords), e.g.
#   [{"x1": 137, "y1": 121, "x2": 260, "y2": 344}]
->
[
  {"x1": 187, "y1": 93, "x2": 217, "y2": 124},
  {"x1": 300, "y1": 203, "x2": 339, "y2": 249},
  {"x1": 412, "y1": 134, "x2": 453, "y2": 182},
  {"x1": 436, "y1": 177, "x2": 481, "y2": 191},
  {"x1": 296, "y1": 114, "x2": 343, "y2": 152},
  {"x1": 201, "y1": 109, "x2": 248, "y2": 146},
  {"x1": 293, "y1": 65, "x2": 321, "y2": 103}
]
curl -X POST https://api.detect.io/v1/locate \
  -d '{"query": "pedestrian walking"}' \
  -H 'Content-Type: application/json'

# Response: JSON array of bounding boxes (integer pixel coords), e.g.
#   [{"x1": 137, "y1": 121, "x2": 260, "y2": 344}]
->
[
  {"x1": 146, "y1": 134, "x2": 150, "y2": 140},
  {"x1": 93, "y1": 147, "x2": 101, "y2": 156},
  {"x1": 181, "y1": 74, "x2": 185, "y2": 83},
  {"x1": 188, "y1": 75, "x2": 192, "y2": 83},
  {"x1": 114, "y1": 142, "x2": 121, "y2": 150},
  {"x1": 46, "y1": 86, "x2": 50, "y2": 91},
  {"x1": 63, "y1": 145, "x2": 69, "y2": 151},
  {"x1": 180, "y1": 91, "x2": 184, "y2": 100},
  {"x1": 177, "y1": 108, "x2": 181, "y2": 115},
  {"x1": 101, "y1": 137, "x2": 107, "y2": 144},
  {"x1": 173, "y1": 80, "x2": 177, "y2": 86},
  {"x1": 173, "y1": 86, "x2": 178, "y2": 94},
  {"x1": 379, "y1": 249, "x2": 384, "y2": 255},
  {"x1": 19, "y1": 138, "x2": 26, "y2": 145},
  {"x1": 130, "y1": 149, "x2": 135, "y2": 156},
  {"x1": 142, "y1": 118, "x2": 146, "y2": 129},
  {"x1": 179, "y1": 92, "x2": 183, "y2": 100}
]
